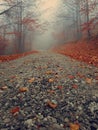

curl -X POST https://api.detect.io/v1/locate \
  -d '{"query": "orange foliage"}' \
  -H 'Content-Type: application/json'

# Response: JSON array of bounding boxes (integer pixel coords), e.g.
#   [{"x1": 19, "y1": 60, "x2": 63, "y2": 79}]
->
[
  {"x1": 81, "y1": 17, "x2": 98, "y2": 32},
  {"x1": 22, "y1": 18, "x2": 36, "y2": 25},
  {"x1": 53, "y1": 40, "x2": 98, "y2": 67},
  {"x1": 0, "y1": 51, "x2": 38, "y2": 62},
  {"x1": 6, "y1": 32, "x2": 21, "y2": 37}
]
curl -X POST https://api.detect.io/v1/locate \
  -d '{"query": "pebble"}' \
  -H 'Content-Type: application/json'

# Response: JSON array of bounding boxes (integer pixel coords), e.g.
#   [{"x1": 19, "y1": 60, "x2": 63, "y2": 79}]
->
[{"x1": 24, "y1": 119, "x2": 33, "y2": 127}]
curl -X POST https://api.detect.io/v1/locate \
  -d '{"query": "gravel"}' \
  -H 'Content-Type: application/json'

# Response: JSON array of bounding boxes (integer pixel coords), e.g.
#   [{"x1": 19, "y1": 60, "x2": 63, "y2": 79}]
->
[{"x1": 0, "y1": 51, "x2": 98, "y2": 130}]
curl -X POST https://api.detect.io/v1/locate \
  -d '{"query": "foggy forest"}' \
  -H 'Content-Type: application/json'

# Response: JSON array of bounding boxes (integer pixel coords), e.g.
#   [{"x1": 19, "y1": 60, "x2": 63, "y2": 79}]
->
[
  {"x1": 0, "y1": 0, "x2": 98, "y2": 130},
  {"x1": 0, "y1": 0, "x2": 98, "y2": 53}
]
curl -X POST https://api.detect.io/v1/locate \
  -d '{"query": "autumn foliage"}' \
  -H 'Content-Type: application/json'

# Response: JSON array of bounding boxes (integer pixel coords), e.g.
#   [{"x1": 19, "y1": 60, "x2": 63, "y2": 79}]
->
[
  {"x1": 53, "y1": 40, "x2": 98, "y2": 67},
  {"x1": 0, "y1": 50, "x2": 38, "y2": 62}
]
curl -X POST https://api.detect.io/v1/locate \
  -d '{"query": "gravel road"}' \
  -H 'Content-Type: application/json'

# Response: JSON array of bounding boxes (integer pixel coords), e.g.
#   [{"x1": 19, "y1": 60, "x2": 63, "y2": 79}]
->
[{"x1": 0, "y1": 51, "x2": 98, "y2": 130}]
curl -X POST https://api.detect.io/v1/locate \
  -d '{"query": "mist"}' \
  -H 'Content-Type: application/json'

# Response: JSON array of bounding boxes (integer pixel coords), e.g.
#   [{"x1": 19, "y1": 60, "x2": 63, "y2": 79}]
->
[
  {"x1": 32, "y1": 0, "x2": 65, "y2": 50},
  {"x1": 0, "y1": 0, "x2": 98, "y2": 54}
]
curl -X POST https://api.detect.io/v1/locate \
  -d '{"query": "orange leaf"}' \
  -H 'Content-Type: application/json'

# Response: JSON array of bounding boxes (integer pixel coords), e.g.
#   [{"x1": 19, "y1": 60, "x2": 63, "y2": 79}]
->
[
  {"x1": 59, "y1": 68, "x2": 63, "y2": 70},
  {"x1": 70, "y1": 123, "x2": 80, "y2": 130},
  {"x1": 46, "y1": 71, "x2": 53, "y2": 74},
  {"x1": 28, "y1": 78, "x2": 35, "y2": 83},
  {"x1": 47, "y1": 101, "x2": 57, "y2": 109},
  {"x1": 49, "y1": 78, "x2": 54, "y2": 83},
  {"x1": 86, "y1": 78, "x2": 92, "y2": 84},
  {"x1": 19, "y1": 87, "x2": 28, "y2": 92}
]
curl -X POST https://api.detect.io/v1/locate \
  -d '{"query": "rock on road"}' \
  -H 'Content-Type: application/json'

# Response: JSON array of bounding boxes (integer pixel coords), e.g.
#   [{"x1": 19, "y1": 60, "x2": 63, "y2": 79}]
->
[{"x1": 0, "y1": 51, "x2": 98, "y2": 130}]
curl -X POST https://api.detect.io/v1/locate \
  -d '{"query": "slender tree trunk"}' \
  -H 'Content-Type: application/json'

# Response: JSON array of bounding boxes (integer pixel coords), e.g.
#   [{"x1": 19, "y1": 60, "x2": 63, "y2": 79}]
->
[
  {"x1": 17, "y1": 0, "x2": 24, "y2": 53},
  {"x1": 75, "y1": 0, "x2": 82, "y2": 40},
  {"x1": 86, "y1": 0, "x2": 91, "y2": 40}
]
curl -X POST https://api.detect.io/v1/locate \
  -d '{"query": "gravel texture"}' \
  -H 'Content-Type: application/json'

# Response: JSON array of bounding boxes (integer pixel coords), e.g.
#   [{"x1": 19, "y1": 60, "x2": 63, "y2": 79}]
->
[{"x1": 0, "y1": 51, "x2": 98, "y2": 130}]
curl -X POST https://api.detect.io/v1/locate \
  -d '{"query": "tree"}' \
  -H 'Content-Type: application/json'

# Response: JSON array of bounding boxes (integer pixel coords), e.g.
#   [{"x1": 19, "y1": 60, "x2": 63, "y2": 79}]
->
[{"x1": 0, "y1": 0, "x2": 43, "y2": 54}]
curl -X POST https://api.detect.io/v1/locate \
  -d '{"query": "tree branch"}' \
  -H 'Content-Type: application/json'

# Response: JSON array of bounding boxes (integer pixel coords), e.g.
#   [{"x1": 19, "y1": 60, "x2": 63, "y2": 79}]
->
[{"x1": 0, "y1": 2, "x2": 21, "y2": 15}]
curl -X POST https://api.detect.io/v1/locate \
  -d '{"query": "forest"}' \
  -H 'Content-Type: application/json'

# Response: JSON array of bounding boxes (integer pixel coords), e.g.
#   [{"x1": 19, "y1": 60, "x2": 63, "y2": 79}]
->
[
  {"x1": 0, "y1": 0, "x2": 98, "y2": 53},
  {"x1": 0, "y1": 1, "x2": 98, "y2": 130}
]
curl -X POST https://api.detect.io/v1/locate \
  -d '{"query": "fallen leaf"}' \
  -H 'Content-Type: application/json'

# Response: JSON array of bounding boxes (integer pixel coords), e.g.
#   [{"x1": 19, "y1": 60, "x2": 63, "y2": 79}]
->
[
  {"x1": 0, "y1": 90, "x2": 3, "y2": 93},
  {"x1": 59, "y1": 68, "x2": 63, "y2": 70},
  {"x1": 28, "y1": 78, "x2": 35, "y2": 83},
  {"x1": 70, "y1": 123, "x2": 80, "y2": 130},
  {"x1": 49, "y1": 78, "x2": 54, "y2": 83},
  {"x1": 10, "y1": 106, "x2": 20, "y2": 115},
  {"x1": 95, "y1": 76, "x2": 98, "y2": 80},
  {"x1": 19, "y1": 87, "x2": 28, "y2": 92},
  {"x1": 43, "y1": 65, "x2": 48, "y2": 68},
  {"x1": 72, "y1": 85, "x2": 78, "y2": 89},
  {"x1": 77, "y1": 73, "x2": 84, "y2": 78},
  {"x1": 68, "y1": 75, "x2": 74, "y2": 79},
  {"x1": 0, "y1": 72, "x2": 4, "y2": 75},
  {"x1": 37, "y1": 67, "x2": 42, "y2": 70},
  {"x1": 11, "y1": 66, "x2": 16, "y2": 68},
  {"x1": 10, "y1": 76, "x2": 16, "y2": 79},
  {"x1": 1, "y1": 86, "x2": 8, "y2": 90},
  {"x1": 55, "y1": 74, "x2": 59, "y2": 78},
  {"x1": 58, "y1": 86, "x2": 63, "y2": 89},
  {"x1": 86, "y1": 78, "x2": 92, "y2": 84},
  {"x1": 46, "y1": 71, "x2": 53, "y2": 75},
  {"x1": 10, "y1": 79, "x2": 14, "y2": 82},
  {"x1": 47, "y1": 90, "x2": 55, "y2": 94},
  {"x1": 47, "y1": 100, "x2": 57, "y2": 109}
]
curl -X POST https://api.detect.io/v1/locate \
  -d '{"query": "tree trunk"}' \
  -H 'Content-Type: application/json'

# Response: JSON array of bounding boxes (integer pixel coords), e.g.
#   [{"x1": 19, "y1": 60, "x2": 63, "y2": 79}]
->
[{"x1": 86, "y1": 0, "x2": 91, "y2": 40}]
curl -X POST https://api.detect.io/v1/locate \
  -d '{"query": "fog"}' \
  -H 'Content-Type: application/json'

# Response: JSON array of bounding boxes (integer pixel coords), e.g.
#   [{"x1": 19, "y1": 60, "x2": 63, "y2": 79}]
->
[
  {"x1": 33, "y1": 0, "x2": 66, "y2": 50},
  {"x1": 0, "y1": 0, "x2": 97, "y2": 54}
]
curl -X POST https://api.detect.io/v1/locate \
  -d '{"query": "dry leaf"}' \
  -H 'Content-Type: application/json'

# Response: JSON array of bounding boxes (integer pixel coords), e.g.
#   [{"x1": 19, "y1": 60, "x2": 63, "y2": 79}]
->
[
  {"x1": 46, "y1": 71, "x2": 53, "y2": 75},
  {"x1": 77, "y1": 73, "x2": 84, "y2": 78},
  {"x1": 47, "y1": 90, "x2": 55, "y2": 94},
  {"x1": 10, "y1": 76, "x2": 16, "y2": 79},
  {"x1": 58, "y1": 86, "x2": 63, "y2": 89},
  {"x1": 59, "y1": 68, "x2": 63, "y2": 70},
  {"x1": 72, "y1": 84, "x2": 78, "y2": 89},
  {"x1": 1, "y1": 86, "x2": 8, "y2": 90},
  {"x1": 49, "y1": 78, "x2": 54, "y2": 83},
  {"x1": 55, "y1": 74, "x2": 59, "y2": 78},
  {"x1": 70, "y1": 123, "x2": 80, "y2": 130},
  {"x1": 10, "y1": 106, "x2": 20, "y2": 115},
  {"x1": 86, "y1": 78, "x2": 92, "y2": 84},
  {"x1": 95, "y1": 76, "x2": 98, "y2": 80},
  {"x1": 28, "y1": 78, "x2": 35, "y2": 83},
  {"x1": 47, "y1": 101, "x2": 57, "y2": 109},
  {"x1": 68, "y1": 75, "x2": 74, "y2": 79},
  {"x1": 19, "y1": 87, "x2": 28, "y2": 92}
]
